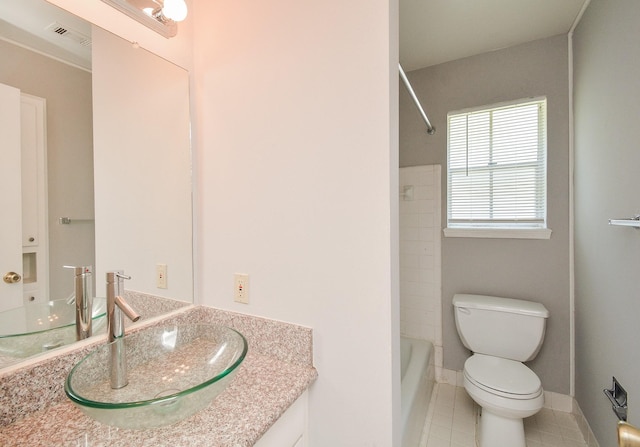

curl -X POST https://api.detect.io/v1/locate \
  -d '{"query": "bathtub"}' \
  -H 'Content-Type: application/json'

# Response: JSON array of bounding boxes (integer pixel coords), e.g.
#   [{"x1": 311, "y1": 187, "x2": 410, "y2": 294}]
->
[{"x1": 401, "y1": 337, "x2": 435, "y2": 447}]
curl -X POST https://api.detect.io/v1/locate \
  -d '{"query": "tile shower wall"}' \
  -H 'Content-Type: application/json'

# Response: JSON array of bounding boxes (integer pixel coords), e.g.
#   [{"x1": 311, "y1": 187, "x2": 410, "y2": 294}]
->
[{"x1": 399, "y1": 165, "x2": 442, "y2": 369}]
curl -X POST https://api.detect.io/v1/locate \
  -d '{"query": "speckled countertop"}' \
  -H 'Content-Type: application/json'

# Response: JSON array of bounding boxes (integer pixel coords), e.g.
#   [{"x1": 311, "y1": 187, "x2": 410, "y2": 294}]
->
[{"x1": 0, "y1": 299, "x2": 317, "y2": 447}]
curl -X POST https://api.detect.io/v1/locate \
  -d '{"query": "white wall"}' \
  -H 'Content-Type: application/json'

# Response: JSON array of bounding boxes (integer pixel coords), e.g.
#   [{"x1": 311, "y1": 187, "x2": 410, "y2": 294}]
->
[
  {"x1": 192, "y1": 0, "x2": 399, "y2": 444},
  {"x1": 92, "y1": 27, "x2": 193, "y2": 300},
  {"x1": 399, "y1": 165, "x2": 442, "y2": 368}
]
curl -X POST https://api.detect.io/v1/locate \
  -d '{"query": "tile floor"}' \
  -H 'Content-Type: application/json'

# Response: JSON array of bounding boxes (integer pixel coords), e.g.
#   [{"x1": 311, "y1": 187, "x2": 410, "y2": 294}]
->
[{"x1": 420, "y1": 384, "x2": 588, "y2": 447}]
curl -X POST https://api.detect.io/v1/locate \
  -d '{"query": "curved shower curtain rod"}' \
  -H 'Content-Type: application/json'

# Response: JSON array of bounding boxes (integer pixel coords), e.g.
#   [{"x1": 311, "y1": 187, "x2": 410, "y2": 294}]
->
[{"x1": 399, "y1": 63, "x2": 435, "y2": 135}]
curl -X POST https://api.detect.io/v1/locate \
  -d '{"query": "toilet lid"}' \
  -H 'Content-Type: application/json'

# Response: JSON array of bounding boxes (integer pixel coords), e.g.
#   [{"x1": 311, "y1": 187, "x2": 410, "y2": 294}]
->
[{"x1": 464, "y1": 354, "x2": 542, "y2": 397}]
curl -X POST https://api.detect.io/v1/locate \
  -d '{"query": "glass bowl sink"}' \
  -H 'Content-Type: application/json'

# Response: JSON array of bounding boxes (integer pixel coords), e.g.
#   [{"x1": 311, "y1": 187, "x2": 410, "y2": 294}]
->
[
  {"x1": 65, "y1": 324, "x2": 247, "y2": 429},
  {"x1": 0, "y1": 298, "x2": 107, "y2": 359}
]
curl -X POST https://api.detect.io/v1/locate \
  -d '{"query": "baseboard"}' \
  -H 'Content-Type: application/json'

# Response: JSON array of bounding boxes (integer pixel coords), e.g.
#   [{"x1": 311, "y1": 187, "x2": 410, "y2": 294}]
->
[{"x1": 572, "y1": 399, "x2": 601, "y2": 447}]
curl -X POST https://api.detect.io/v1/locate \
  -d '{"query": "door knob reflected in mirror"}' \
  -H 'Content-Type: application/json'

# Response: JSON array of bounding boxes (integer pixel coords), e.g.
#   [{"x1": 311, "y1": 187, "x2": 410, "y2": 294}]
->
[{"x1": 3, "y1": 272, "x2": 22, "y2": 284}]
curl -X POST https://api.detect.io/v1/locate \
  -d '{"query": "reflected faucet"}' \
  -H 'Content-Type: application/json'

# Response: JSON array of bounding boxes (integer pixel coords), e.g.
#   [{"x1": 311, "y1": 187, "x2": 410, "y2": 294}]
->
[
  {"x1": 64, "y1": 266, "x2": 93, "y2": 341},
  {"x1": 106, "y1": 271, "x2": 141, "y2": 389}
]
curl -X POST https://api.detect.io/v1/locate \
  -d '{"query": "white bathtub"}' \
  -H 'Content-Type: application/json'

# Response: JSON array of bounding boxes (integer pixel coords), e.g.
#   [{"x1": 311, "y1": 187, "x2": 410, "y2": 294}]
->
[{"x1": 401, "y1": 337, "x2": 435, "y2": 447}]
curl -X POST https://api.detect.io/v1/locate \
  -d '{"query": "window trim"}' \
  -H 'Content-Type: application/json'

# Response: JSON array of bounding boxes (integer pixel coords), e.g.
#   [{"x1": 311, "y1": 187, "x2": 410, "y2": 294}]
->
[
  {"x1": 443, "y1": 227, "x2": 552, "y2": 239},
  {"x1": 445, "y1": 97, "x2": 549, "y2": 238}
]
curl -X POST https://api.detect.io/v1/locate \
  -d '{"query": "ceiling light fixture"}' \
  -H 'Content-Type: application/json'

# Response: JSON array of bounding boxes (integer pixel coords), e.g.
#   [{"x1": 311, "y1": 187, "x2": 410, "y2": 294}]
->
[
  {"x1": 100, "y1": 0, "x2": 187, "y2": 38},
  {"x1": 161, "y1": 0, "x2": 188, "y2": 22}
]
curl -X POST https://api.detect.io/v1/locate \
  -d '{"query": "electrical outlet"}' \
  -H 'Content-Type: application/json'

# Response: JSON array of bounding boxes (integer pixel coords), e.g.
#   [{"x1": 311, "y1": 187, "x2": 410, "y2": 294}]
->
[
  {"x1": 156, "y1": 264, "x2": 167, "y2": 289},
  {"x1": 234, "y1": 274, "x2": 249, "y2": 304}
]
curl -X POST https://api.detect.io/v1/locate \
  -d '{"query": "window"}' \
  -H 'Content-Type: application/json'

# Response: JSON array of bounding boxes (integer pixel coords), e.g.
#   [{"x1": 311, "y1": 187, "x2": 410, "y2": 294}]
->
[{"x1": 445, "y1": 98, "x2": 550, "y2": 239}]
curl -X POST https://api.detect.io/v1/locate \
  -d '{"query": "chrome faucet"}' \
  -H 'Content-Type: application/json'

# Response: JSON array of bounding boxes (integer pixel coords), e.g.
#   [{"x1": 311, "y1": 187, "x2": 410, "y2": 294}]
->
[
  {"x1": 64, "y1": 266, "x2": 94, "y2": 341},
  {"x1": 106, "y1": 271, "x2": 141, "y2": 389}
]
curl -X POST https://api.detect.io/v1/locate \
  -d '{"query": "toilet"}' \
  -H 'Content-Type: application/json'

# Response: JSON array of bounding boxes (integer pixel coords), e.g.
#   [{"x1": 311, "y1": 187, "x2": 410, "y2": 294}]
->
[{"x1": 452, "y1": 294, "x2": 549, "y2": 447}]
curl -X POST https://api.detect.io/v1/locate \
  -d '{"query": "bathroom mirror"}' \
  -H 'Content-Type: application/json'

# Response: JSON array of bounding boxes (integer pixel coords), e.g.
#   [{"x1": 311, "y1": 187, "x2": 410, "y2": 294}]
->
[{"x1": 0, "y1": 0, "x2": 193, "y2": 368}]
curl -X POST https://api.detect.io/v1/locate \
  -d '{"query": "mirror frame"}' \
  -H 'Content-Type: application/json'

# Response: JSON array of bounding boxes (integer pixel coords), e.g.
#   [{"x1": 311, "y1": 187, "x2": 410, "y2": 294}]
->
[{"x1": 99, "y1": 0, "x2": 177, "y2": 38}]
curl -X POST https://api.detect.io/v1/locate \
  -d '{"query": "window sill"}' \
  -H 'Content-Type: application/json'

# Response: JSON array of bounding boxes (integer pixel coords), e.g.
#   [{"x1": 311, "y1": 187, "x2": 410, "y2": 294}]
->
[{"x1": 443, "y1": 228, "x2": 552, "y2": 240}]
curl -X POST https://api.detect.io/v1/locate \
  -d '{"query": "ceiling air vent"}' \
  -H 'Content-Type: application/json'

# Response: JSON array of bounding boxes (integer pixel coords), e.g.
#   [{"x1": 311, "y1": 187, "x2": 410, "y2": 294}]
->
[{"x1": 45, "y1": 22, "x2": 92, "y2": 47}]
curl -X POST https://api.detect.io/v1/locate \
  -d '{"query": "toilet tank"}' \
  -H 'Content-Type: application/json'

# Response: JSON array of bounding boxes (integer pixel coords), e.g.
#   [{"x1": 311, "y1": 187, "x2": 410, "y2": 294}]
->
[{"x1": 453, "y1": 294, "x2": 549, "y2": 362}]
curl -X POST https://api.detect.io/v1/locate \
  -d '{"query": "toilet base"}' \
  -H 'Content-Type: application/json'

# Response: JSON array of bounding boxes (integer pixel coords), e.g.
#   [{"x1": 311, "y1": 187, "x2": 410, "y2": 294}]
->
[{"x1": 478, "y1": 408, "x2": 526, "y2": 447}]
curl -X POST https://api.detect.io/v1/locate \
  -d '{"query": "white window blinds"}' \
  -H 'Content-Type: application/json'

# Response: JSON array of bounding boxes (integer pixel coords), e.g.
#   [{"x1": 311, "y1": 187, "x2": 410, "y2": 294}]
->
[{"x1": 447, "y1": 98, "x2": 547, "y2": 229}]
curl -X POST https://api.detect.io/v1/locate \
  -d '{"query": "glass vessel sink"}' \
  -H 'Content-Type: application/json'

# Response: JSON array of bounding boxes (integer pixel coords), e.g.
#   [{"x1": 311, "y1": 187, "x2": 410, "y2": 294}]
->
[
  {"x1": 0, "y1": 298, "x2": 107, "y2": 360},
  {"x1": 65, "y1": 324, "x2": 248, "y2": 429}
]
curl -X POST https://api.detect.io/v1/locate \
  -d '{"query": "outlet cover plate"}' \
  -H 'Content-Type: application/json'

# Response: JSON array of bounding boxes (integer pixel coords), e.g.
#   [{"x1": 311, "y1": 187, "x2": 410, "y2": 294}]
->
[{"x1": 234, "y1": 274, "x2": 249, "y2": 304}]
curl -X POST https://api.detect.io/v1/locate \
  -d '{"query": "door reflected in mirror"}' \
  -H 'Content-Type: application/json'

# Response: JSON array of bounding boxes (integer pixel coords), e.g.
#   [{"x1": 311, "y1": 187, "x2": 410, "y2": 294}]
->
[{"x1": 0, "y1": 0, "x2": 95, "y2": 314}]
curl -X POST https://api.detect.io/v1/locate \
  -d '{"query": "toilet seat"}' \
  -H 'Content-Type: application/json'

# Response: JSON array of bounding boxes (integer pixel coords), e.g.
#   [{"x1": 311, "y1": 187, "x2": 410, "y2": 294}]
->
[{"x1": 464, "y1": 354, "x2": 542, "y2": 399}]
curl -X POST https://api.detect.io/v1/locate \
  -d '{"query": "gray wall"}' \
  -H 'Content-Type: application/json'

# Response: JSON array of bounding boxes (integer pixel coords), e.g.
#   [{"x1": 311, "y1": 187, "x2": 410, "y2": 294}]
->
[
  {"x1": 400, "y1": 34, "x2": 571, "y2": 394},
  {"x1": 573, "y1": 1, "x2": 640, "y2": 444},
  {"x1": 0, "y1": 40, "x2": 95, "y2": 300}
]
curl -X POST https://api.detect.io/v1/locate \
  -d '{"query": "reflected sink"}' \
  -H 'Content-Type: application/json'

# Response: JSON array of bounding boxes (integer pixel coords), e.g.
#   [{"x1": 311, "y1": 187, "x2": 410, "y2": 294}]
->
[
  {"x1": 65, "y1": 324, "x2": 248, "y2": 429},
  {"x1": 0, "y1": 298, "x2": 107, "y2": 360}
]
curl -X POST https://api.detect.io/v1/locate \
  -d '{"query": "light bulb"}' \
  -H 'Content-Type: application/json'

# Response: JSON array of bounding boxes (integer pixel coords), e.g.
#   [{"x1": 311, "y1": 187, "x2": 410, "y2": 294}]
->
[{"x1": 162, "y1": 0, "x2": 188, "y2": 22}]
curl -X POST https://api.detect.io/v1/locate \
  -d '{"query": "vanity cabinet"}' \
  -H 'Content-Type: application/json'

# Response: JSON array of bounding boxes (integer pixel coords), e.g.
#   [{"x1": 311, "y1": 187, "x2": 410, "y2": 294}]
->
[{"x1": 254, "y1": 391, "x2": 308, "y2": 447}]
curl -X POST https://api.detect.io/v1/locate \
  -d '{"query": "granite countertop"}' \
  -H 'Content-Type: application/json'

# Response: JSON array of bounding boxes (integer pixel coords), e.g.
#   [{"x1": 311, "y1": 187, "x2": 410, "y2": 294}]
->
[
  {"x1": 0, "y1": 300, "x2": 317, "y2": 447},
  {"x1": 0, "y1": 352, "x2": 317, "y2": 447}
]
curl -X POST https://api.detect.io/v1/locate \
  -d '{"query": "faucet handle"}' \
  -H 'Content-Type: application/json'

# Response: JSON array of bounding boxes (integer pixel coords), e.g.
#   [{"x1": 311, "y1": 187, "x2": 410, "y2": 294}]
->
[
  {"x1": 106, "y1": 270, "x2": 131, "y2": 283},
  {"x1": 64, "y1": 265, "x2": 93, "y2": 275},
  {"x1": 115, "y1": 272, "x2": 131, "y2": 281}
]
